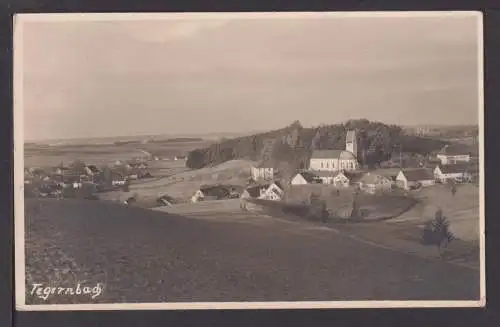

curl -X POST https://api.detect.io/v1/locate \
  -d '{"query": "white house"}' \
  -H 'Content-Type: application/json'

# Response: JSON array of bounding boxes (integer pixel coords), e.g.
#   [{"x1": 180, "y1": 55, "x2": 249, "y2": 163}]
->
[
  {"x1": 436, "y1": 144, "x2": 471, "y2": 165},
  {"x1": 358, "y1": 172, "x2": 393, "y2": 194},
  {"x1": 332, "y1": 171, "x2": 351, "y2": 187},
  {"x1": 396, "y1": 168, "x2": 435, "y2": 190},
  {"x1": 241, "y1": 184, "x2": 270, "y2": 199},
  {"x1": 434, "y1": 164, "x2": 472, "y2": 183},
  {"x1": 191, "y1": 186, "x2": 231, "y2": 203},
  {"x1": 259, "y1": 182, "x2": 284, "y2": 201},
  {"x1": 251, "y1": 161, "x2": 275, "y2": 181}
]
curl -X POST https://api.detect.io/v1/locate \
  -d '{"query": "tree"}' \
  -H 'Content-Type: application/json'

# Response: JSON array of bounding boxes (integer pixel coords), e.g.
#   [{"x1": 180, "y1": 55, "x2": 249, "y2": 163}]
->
[
  {"x1": 102, "y1": 167, "x2": 113, "y2": 188},
  {"x1": 451, "y1": 184, "x2": 457, "y2": 196},
  {"x1": 308, "y1": 192, "x2": 329, "y2": 222},
  {"x1": 421, "y1": 209, "x2": 454, "y2": 256},
  {"x1": 350, "y1": 196, "x2": 361, "y2": 220},
  {"x1": 69, "y1": 159, "x2": 86, "y2": 174}
]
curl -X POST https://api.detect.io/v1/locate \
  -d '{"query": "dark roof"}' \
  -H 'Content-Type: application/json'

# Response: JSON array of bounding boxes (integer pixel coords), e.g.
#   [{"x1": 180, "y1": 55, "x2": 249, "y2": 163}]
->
[
  {"x1": 311, "y1": 149, "x2": 344, "y2": 159},
  {"x1": 297, "y1": 171, "x2": 320, "y2": 183},
  {"x1": 199, "y1": 186, "x2": 230, "y2": 198},
  {"x1": 343, "y1": 171, "x2": 364, "y2": 183},
  {"x1": 359, "y1": 173, "x2": 392, "y2": 185},
  {"x1": 438, "y1": 144, "x2": 472, "y2": 155},
  {"x1": 271, "y1": 181, "x2": 283, "y2": 190},
  {"x1": 86, "y1": 165, "x2": 99, "y2": 173},
  {"x1": 400, "y1": 168, "x2": 434, "y2": 182},
  {"x1": 244, "y1": 184, "x2": 269, "y2": 198},
  {"x1": 438, "y1": 163, "x2": 471, "y2": 174}
]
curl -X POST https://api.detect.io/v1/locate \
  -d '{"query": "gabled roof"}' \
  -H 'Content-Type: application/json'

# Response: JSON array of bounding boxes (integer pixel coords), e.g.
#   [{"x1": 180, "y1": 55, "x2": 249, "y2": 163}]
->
[
  {"x1": 359, "y1": 173, "x2": 391, "y2": 185},
  {"x1": 296, "y1": 171, "x2": 318, "y2": 183},
  {"x1": 400, "y1": 168, "x2": 434, "y2": 181},
  {"x1": 270, "y1": 181, "x2": 283, "y2": 190},
  {"x1": 311, "y1": 149, "x2": 344, "y2": 159},
  {"x1": 343, "y1": 171, "x2": 364, "y2": 183},
  {"x1": 199, "y1": 185, "x2": 230, "y2": 198},
  {"x1": 438, "y1": 144, "x2": 472, "y2": 155},
  {"x1": 244, "y1": 184, "x2": 269, "y2": 198},
  {"x1": 438, "y1": 163, "x2": 470, "y2": 174},
  {"x1": 86, "y1": 165, "x2": 100, "y2": 173}
]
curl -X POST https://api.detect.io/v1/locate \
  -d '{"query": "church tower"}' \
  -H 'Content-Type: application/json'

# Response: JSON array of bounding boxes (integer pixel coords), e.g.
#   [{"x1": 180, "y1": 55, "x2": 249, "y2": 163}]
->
[{"x1": 345, "y1": 130, "x2": 357, "y2": 157}]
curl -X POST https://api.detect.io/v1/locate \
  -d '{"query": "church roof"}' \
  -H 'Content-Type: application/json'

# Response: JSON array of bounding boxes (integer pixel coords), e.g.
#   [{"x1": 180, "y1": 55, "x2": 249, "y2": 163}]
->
[{"x1": 311, "y1": 149, "x2": 356, "y2": 160}]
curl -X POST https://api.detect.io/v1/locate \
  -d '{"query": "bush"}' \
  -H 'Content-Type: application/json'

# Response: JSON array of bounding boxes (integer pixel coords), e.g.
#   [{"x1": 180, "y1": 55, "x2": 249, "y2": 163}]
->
[{"x1": 422, "y1": 209, "x2": 454, "y2": 252}]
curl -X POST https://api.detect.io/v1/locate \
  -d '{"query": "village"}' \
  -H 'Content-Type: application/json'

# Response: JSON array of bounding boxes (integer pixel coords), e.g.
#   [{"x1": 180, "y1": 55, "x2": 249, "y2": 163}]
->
[{"x1": 23, "y1": 129, "x2": 479, "y2": 217}]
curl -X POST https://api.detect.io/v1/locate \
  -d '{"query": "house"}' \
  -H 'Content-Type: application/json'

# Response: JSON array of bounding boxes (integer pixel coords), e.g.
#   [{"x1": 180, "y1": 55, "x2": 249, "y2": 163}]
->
[
  {"x1": 396, "y1": 168, "x2": 436, "y2": 190},
  {"x1": 111, "y1": 172, "x2": 127, "y2": 186},
  {"x1": 434, "y1": 164, "x2": 472, "y2": 183},
  {"x1": 84, "y1": 165, "x2": 100, "y2": 176},
  {"x1": 53, "y1": 166, "x2": 71, "y2": 175},
  {"x1": 133, "y1": 162, "x2": 148, "y2": 169},
  {"x1": 157, "y1": 195, "x2": 175, "y2": 206},
  {"x1": 297, "y1": 170, "x2": 351, "y2": 187},
  {"x1": 358, "y1": 172, "x2": 393, "y2": 194},
  {"x1": 241, "y1": 184, "x2": 270, "y2": 199},
  {"x1": 251, "y1": 161, "x2": 275, "y2": 181},
  {"x1": 259, "y1": 181, "x2": 284, "y2": 201},
  {"x1": 191, "y1": 185, "x2": 231, "y2": 202},
  {"x1": 436, "y1": 144, "x2": 471, "y2": 165},
  {"x1": 290, "y1": 171, "x2": 322, "y2": 185},
  {"x1": 174, "y1": 155, "x2": 187, "y2": 161}
]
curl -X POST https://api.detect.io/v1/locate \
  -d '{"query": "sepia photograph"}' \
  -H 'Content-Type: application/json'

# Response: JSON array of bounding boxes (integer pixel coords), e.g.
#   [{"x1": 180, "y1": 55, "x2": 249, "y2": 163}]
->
[{"x1": 14, "y1": 11, "x2": 484, "y2": 310}]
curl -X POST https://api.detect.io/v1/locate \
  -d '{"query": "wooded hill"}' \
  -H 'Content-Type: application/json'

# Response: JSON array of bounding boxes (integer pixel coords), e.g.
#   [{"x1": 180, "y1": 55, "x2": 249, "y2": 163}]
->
[{"x1": 186, "y1": 119, "x2": 449, "y2": 177}]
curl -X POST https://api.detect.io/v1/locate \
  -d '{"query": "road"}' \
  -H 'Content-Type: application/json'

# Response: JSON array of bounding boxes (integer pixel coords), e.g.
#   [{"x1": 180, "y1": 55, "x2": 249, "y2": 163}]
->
[{"x1": 24, "y1": 199, "x2": 480, "y2": 304}]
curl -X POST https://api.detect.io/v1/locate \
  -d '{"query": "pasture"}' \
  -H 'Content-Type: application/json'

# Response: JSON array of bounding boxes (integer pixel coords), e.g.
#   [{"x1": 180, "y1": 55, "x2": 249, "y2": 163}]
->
[{"x1": 23, "y1": 139, "x2": 210, "y2": 168}]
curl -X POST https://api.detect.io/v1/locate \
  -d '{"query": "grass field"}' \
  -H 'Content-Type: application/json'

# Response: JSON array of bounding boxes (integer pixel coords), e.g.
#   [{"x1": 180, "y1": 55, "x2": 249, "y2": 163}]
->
[
  {"x1": 24, "y1": 198, "x2": 480, "y2": 303},
  {"x1": 393, "y1": 184, "x2": 480, "y2": 242},
  {"x1": 24, "y1": 139, "x2": 210, "y2": 168}
]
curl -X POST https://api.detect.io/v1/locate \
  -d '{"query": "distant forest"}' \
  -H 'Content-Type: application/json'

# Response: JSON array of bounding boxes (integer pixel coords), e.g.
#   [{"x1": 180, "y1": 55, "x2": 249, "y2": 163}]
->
[{"x1": 186, "y1": 119, "x2": 450, "y2": 177}]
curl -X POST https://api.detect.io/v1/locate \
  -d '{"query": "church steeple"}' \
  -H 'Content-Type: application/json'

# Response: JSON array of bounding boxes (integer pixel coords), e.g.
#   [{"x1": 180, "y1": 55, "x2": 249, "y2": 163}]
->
[{"x1": 346, "y1": 130, "x2": 357, "y2": 156}]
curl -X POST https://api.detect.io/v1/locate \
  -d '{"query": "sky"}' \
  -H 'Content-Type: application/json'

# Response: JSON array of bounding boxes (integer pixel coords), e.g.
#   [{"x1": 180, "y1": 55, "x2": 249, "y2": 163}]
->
[{"x1": 18, "y1": 13, "x2": 482, "y2": 141}]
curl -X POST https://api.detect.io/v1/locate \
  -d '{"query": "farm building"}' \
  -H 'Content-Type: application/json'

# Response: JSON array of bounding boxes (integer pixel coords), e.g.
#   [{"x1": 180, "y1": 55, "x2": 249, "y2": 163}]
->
[
  {"x1": 290, "y1": 171, "x2": 322, "y2": 185},
  {"x1": 259, "y1": 181, "x2": 285, "y2": 201},
  {"x1": 436, "y1": 144, "x2": 471, "y2": 165},
  {"x1": 358, "y1": 172, "x2": 393, "y2": 194},
  {"x1": 191, "y1": 185, "x2": 232, "y2": 202},
  {"x1": 434, "y1": 164, "x2": 472, "y2": 183},
  {"x1": 112, "y1": 173, "x2": 127, "y2": 186},
  {"x1": 396, "y1": 168, "x2": 435, "y2": 190},
  {"x1": 241, "y1": 184, "x2": 270, "y2": 199},
  {"x1": 251, "y1": 161, "x2": 275, "y2": 181},
  {"x1": 84, "y1": 165, "x2": 100, "y2": 176}
]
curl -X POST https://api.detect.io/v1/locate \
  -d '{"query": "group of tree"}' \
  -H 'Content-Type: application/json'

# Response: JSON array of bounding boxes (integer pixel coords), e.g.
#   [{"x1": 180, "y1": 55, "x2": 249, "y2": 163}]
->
[{"x1": 186, "y1": 119, "x2": 449, "y2": 171}]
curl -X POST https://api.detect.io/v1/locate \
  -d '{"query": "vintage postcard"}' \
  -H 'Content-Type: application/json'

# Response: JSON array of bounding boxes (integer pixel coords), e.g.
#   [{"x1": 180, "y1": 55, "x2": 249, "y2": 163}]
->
[{"x1": 14, "y1": 11, "x2": 485, "y2": 310}]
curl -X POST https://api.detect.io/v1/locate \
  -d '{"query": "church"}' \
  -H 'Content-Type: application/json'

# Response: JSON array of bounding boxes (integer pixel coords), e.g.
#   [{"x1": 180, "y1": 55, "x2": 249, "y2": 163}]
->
[{"x1": 308, "y1": 130, "x2": 359, "y2": 172}]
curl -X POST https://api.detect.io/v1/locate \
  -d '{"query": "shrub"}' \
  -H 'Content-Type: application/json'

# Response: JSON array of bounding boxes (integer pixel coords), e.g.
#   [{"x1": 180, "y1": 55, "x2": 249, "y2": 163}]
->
[{"x1": 421, "y1": 209, "x2": 454, "y2": 253}]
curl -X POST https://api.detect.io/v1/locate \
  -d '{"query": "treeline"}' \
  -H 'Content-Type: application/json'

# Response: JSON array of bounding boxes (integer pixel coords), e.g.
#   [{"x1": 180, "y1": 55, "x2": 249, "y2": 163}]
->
[
  {"x1": 186, "y1": 119, "x2": 449, "y2": 170},
  {"x1": 150, "y1": 137, "x2": 204, "y2": 144}
]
